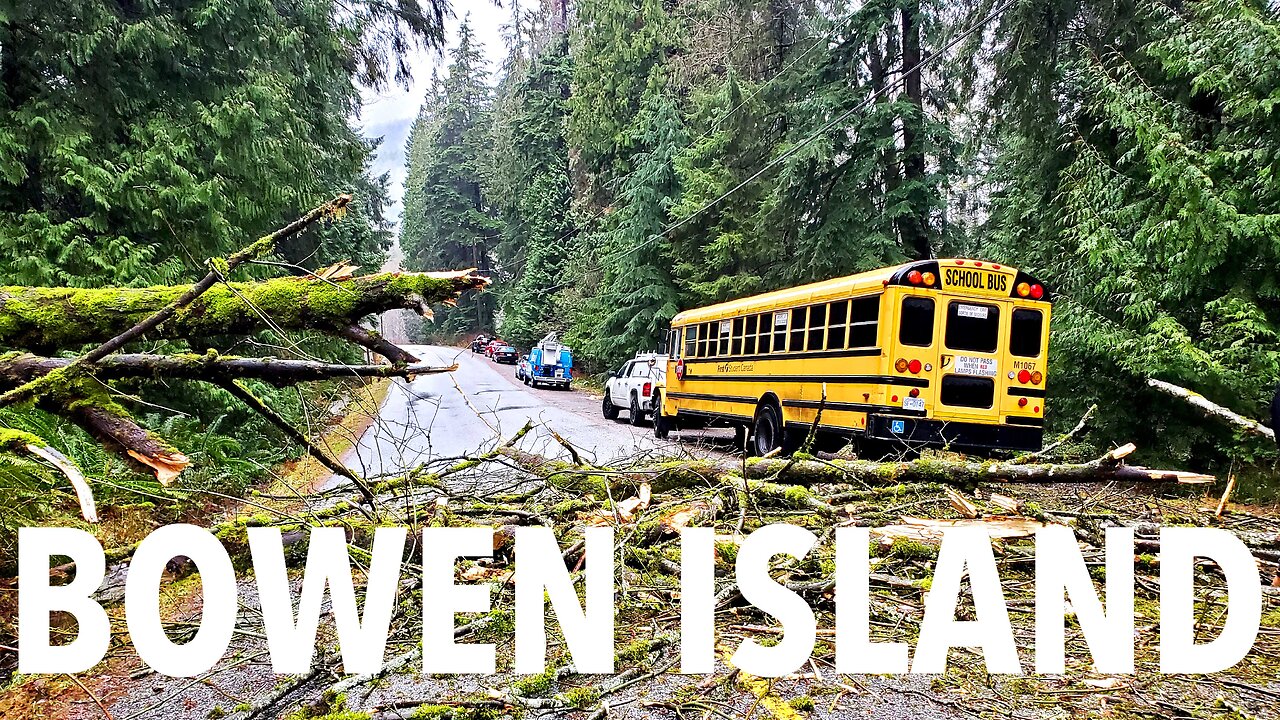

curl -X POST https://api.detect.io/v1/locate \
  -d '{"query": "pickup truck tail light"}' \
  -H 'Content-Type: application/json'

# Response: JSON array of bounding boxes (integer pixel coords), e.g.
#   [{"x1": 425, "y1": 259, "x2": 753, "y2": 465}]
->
[{"x1": 642, "y1": 382, "x2": 652, "y2": 397}]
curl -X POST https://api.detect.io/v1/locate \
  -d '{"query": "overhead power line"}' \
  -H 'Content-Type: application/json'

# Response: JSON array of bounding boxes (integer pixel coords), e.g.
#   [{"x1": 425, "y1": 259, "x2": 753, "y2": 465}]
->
[{"x1": 619, "y1": 0, "x2": 1018, "y2": 259}]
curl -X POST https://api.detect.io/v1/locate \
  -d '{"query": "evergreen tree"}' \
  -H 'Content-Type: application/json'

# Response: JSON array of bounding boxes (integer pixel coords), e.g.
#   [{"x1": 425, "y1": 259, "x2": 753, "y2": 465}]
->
[
  {"x1": 400, "y1": 20, "x2": 501, "y2": 335},
  {"x1": 487, "y1": 37, "x2": 577, "y2": 348},
  {"x1": 982, "y1": 0, "x2": 1280, "y2": 465},
  {"x1": 0, "y1": 0, "x2": 440, "y2": 288},
  {"x1": 568, "y1": 0, "x2": 681, "y2": 199},
  {"x1": 570, "y1": 87, "x2": 686, "y2": 367}
]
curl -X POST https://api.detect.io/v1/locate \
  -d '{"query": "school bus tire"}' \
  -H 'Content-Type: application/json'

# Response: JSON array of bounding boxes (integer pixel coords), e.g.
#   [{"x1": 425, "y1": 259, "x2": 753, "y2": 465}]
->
[
  {"x1": 751, "y1": 403, "x2": 784, "y2": 456},
  {"x1": 653, "y1": 393, "x2": 671, "y2": 439}
]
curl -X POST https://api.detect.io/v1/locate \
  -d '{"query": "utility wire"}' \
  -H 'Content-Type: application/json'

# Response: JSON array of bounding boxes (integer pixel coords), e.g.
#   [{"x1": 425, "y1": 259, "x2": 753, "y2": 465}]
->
[
  {"x1": 457, "y1": 29, "x2": 839, "y2": 282},
  {"x1": 619, "y1": 0, "x2": 1018, "y2": 258}
]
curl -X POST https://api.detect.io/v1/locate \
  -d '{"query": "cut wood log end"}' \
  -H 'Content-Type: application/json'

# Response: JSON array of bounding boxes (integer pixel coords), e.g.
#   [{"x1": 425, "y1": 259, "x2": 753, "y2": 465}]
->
[
  {"x1": 404, "y1": 363, "x2": 458, "y2": 382},
  {"x1": 1106, "y1": 443, "x2": 1137, "y2": 461},
  {"x1": 128, "y1": 449, "x2": 191, "y2": 486}
]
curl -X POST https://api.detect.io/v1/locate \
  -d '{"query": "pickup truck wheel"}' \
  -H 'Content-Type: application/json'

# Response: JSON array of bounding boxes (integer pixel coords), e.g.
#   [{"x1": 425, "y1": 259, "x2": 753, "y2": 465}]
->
[
  {"x1": 629, "y1": 394, "x2": 645, "y2": 426},
  {"x1": 602, "y1": 393, "x2": 619, "y2": 420}
]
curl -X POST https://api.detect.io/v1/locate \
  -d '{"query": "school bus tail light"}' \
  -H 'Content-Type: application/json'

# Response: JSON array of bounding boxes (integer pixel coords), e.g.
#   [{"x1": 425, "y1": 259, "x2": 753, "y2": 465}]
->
[
  {"x1": 1031, "y1": 371, "x2": 1043, "y2": 385},
  {"x1": 908, "y1": 359, "x2": 922, "y2": 374},
  {"x1": 909, "y1": 388, "x2": 920, "y2": 398},
  {"x1": 1017, "y1": 369, "x2": 1031, "y2": 384},
  {"x1": 895, "y1": 358, "x2": 909, "y2": 372},
  {"x1": 921, "y1": 271, "x2": 936, "y2": 286},
  {"x1": 1016, "y1": 282, "x2": 1031, "y2": 298},
  {"x1": 1030, "y1": 284, "x2": 1045, "y2": 300},
  {"x1": 907, "y1": 270, "x2": 923, "y2": 285},
  {"x1": 1018, "y1": 397, "x2": 1028, "y2": 407}
]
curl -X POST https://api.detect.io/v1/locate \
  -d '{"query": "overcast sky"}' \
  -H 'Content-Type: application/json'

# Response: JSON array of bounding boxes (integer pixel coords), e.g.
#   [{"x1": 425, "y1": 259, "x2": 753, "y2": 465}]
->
[{"x1": 356, "y1": 5, "x2": 510, "y2": 223}]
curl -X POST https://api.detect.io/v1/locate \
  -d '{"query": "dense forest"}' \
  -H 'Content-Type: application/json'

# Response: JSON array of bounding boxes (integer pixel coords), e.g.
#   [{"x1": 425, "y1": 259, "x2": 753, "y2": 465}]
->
[
  {"x1": 0, "y1": 0, "x2": 1276, "y2": 535},
  {"x1": 0, "y1": 0, "x2": 452, "y2": 553},
  {"x1": 399, "y1": 0, "x2": 1280, "y2": 482}
]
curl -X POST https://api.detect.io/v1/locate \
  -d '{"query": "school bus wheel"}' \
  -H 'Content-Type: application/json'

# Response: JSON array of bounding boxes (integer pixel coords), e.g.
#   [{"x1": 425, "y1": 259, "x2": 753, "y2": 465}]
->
[
  {"x1": 652, "y1": 392, "x2": 671, "y2": 439},
  {"x1": 752, "y1": 402, "x2": 792, "y2": 456}
]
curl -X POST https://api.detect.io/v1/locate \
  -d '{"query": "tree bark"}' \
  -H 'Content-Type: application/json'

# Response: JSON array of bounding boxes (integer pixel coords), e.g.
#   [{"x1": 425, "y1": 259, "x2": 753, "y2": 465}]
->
[
  {"x1": 898, "y1": 1, "x2": 931, "y2": 260},
  {"x1": 0, "y1": 353, "x2": 455, "y2": 386},
  {"x1": 47, "y1": 380, "x2": 191, "y2": 485},
  {"x1": 602, "y1": 443, "x2": 1213, "y2": 496},
  {"x1": 0, "y1": 269, "x2": 487, "y2": 354}
]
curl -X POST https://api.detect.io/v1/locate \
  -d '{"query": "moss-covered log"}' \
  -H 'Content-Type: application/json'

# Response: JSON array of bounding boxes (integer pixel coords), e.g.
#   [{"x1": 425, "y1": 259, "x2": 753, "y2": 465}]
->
[
  {"x1": 602, "y1": 444, "x2": 1213, "y2": 495},
  {"x1": 0, "y1": 270, "x2": 488, "y2": 354},
  {"x1": 39, "y1": 377, "x2": 190, "y2": 484},
  {"x1": 0, "y1": 352, "x2": 455, "y2": 386}
]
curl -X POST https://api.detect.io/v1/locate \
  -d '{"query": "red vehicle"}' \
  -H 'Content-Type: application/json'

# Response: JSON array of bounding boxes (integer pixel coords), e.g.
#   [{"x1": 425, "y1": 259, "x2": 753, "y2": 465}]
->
[{"x1": 484, "y1": 339, "x2": 505, "y2": 359}]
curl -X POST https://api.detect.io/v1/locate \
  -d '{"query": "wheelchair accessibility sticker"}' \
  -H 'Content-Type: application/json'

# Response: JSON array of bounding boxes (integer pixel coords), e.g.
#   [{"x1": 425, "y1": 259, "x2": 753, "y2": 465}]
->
[{"x1": 890, "y1": 419, "x2": 906, "y2": 434}]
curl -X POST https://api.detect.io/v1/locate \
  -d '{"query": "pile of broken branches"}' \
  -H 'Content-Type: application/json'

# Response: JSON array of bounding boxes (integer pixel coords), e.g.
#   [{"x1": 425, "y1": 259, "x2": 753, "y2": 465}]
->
[{"x1": 115, "y1": 420, "x2": 1275, "y2": 720}]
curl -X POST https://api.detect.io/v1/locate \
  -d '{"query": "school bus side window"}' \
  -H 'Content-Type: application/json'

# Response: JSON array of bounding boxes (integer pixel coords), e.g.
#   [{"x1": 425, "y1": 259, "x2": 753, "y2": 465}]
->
[
  {"x1": 772, "y1": 311, "x2": 787, "y2": 352},
  {"x1": 684, "y1": 326, "x2": 697, "y2": 358},
  {"x1": 850, "y1": 295, "x2": 881, "y2": 348},
  {"x1": 900, "y1": 297, "x2": 935, "y2": 347},
  {"x1": 1010, "y1": 309, "x2": 1043, "y2": 357},
  {"x1": 789, "y1": 308, "x2": 807, "y2": 352},
  {"x1": 744, "y1": 315, "x2": 758, "y2": 355},
  {"x1": 827, "y1": 300, "x2": 848, "y2": 349},
  {"x1": 731, "y1": 317, "x2": 745, "y2": 356},
  {"x1": 758, "y1": 313, "x2": 773, "y2": 354},
  {"x1": 807, "y1": 304, "x2": 827, "y2": 351}
]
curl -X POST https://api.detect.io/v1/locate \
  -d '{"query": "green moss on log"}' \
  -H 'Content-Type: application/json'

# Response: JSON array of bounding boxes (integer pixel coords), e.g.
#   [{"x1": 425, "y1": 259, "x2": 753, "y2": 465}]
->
[{"x1": 0, "y1": 272, "x2": 485, "y2": 351}]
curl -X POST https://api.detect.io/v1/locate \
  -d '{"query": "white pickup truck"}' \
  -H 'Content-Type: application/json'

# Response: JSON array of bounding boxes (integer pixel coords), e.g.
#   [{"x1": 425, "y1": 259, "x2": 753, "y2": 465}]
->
[{"x1": 602, "y1": 352, "x2": 667, "y2": 426}]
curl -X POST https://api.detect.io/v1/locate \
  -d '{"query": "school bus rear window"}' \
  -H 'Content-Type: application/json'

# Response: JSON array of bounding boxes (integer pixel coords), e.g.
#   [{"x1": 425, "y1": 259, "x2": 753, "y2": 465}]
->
[
  {"x1": 1010, "y1": 308, "x2": 1043, "y2": 357},
  {"x1": 945, "y1": 301, "x2": 999, "y2": 353},
  {"x1": 900, "y1": 297, "x2": 934, "y2": 347}
]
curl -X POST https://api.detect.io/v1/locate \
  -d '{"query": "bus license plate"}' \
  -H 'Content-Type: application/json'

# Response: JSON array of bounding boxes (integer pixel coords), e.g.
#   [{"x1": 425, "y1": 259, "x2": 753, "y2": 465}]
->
[
  {"x1": 954, "y1": 355, "x2": 997, "y2": 377},
  {"x1": 903, "y1": 397, "x2": 925, "y2": 412}
]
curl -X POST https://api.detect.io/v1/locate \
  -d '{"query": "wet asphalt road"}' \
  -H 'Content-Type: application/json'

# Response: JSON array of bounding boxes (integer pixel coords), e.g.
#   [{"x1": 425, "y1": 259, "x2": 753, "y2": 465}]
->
[
  {"x1": 336, "y1": 344, "x2": 726, "y2": 483},
  {"x1": 96, "y1": 346, "x2": 973, "y2": 720}
]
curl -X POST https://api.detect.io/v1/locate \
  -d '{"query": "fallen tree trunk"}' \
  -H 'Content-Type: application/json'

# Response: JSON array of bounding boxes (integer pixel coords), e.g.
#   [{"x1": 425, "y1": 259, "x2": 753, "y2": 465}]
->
[
  {"x1": 0, "y1": 353, "x2": 455, "y2": 386},
  {"x1": 1147, "y1": 378, "x2": 1276, "y2": 443},
  {"x1": 612, "y1": 443, "x2": 1213, "y2": 494},
  {"x1": 497, "y1": 442, "x2": 1214, "y2": 498},
  {"x1": 0, "y1": 270, "x2": 487, "y2": 357}
]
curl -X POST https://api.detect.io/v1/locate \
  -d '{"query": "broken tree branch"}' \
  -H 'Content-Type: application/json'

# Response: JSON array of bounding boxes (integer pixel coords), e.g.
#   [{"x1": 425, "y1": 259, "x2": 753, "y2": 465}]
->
[
  {"x1": 50, "y1": 379, "x2": 191, "y2": 484},
  {"x1": 220, "y1": 380, "x2": 376, "y2": 505},
  {"x1": 582, "y1": 443, "x2": 1213, "y2": 496},
  {"x1": 1016, "y1": 403, "x2": 1096, "y2": 462},
  {"x1": 1148, "y1": 378, "x2": 1275, "y2": 442},
  {"x1": 333, "y1": 324, "x2": 422, "y2": 365}
]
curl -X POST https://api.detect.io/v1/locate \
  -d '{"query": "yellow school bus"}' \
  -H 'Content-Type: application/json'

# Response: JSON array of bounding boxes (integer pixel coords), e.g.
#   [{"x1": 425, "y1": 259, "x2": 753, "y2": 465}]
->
[{"x1": 652, "y1": 259, "x2": 1051, "y2": 455}]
